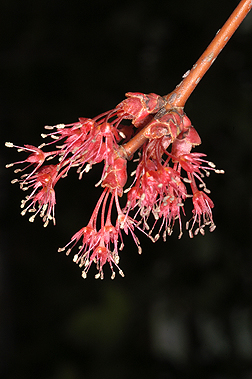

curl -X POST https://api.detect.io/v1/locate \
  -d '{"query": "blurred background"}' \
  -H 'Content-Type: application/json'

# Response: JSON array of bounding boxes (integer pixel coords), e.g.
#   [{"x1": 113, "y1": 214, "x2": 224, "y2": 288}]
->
[{"x1": 1, "y1": 0, "x2": 252, "y2": 378}]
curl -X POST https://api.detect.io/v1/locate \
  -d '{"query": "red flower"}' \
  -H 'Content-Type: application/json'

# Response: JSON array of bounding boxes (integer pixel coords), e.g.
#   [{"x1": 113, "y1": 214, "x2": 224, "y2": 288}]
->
[
  {"x1": 19, "y1": 164, "x2": 59, "y2": 227},
  {"x1": 187, "y1": 191, "x2": 215, "y2": 238},
  {"x1": 5, "y1": 143, "x2": 59, "y2": 184},
  {"x1": 6, "y1": 91, "x2": 224, "y2": 278},
  {"x1": 58, "y1": 188, "x2": 125, "y2": 279}
]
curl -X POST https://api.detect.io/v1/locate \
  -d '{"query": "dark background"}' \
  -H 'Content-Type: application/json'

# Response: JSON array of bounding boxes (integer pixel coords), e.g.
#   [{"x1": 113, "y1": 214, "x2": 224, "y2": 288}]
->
[{"x1": 1, "y1": 0, "x2": 252, "y2": 378}]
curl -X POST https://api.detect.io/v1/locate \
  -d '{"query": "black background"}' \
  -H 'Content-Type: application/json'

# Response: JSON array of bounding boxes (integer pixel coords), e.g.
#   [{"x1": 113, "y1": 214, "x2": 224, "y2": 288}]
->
[{"x1": 1, "y1": 0, "x2": 252, "y2": 378}]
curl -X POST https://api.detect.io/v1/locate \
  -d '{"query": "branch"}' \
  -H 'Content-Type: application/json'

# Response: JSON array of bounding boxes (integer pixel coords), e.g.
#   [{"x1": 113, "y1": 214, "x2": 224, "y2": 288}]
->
[{"x1": 122, "y1": 0, "x2": 251, "y2": 159}]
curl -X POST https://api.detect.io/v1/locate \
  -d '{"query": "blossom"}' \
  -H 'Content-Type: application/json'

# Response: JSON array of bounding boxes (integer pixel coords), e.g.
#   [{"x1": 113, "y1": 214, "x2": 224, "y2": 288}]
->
[
  {"x1": 19, "y1": 164, "x2": 59, "y2": 227},
  {"x1": 6, "y1": 91, "x2": 224, "y2": 278},
  {"x1": 58, "y1": 188, "x2": 125, "y2": 279},
  {"x1": 186, "y1": 191, "x2": 215, "y2": 238},
  {"x1": 5, "y1": 142, "x2": 59, "y2": 184}
]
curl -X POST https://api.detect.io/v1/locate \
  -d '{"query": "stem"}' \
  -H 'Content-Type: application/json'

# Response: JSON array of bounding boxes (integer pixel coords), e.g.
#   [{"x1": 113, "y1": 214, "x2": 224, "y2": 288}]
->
[
  {"x1": 164, "y1": 0, "x2": 252, "y2": 108},
  {"x1": 121, "y1": 0, "x2": 251, "y2": 159}
]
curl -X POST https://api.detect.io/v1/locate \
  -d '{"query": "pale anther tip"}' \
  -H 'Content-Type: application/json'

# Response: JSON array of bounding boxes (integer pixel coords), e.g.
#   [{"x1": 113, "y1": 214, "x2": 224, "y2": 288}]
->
[{"x1": 5, "y1": 142, "x2": 13, "y2": 148}]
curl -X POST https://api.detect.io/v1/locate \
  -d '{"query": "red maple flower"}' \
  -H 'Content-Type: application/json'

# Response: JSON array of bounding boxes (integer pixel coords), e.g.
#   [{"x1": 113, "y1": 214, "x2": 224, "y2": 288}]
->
[
  {"x1": 186, "y1": 190, "x2": 215, "y2": 238},
  {"x1": 6, "y1": 91, "x2": 224, "y2": 278},
  {"x1": 19, "y1": 164, "x2": 59, "y2": 227},
  {"x1": 5, "y1": 142, "x2": 59, "y2": 184}
]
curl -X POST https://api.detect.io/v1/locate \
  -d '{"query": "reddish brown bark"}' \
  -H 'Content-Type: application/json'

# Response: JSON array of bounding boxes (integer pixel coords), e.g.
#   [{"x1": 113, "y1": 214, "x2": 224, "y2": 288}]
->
[{"x1": 121, "y1": 0, "x2": 251, "y2": 159}]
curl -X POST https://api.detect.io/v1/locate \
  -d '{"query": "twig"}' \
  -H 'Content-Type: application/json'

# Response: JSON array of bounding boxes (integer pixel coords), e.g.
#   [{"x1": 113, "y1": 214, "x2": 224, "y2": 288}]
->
[{"x1": 122, "y1": 0, "x2": 251, "y2": 159}]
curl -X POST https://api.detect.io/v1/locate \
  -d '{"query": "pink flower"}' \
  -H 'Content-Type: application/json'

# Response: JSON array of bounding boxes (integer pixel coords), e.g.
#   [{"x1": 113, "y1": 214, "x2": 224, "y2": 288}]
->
[
  {"x1": 5, "y1": 142, "x2": 59, "y2": 184},
  {"x1": 6, "y1": 91, "x2": 224, "y2": 278},
  {"x1": 58, "y1": 188, "x2": 125, "y2": 279},
  {"x1": 186, "y1": 191, "x2": 215, "y2": 238},
  {"x1": 19, "y1": 164, "x2": 58, "y2": 227}
]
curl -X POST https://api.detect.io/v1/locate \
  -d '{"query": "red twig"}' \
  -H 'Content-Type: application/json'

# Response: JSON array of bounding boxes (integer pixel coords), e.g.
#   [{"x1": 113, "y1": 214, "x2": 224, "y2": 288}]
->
[{"x1": 122, "y1": 0, "x2": 251, "y2": 159}]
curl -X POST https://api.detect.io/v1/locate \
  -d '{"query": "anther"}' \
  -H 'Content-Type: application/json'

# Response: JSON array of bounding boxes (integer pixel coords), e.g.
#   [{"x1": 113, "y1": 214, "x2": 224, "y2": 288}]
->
[
  {"x1": 209, "y1": 224, "x2": 216, "y2": 232},
  {"x1": 84, "y1": 164, "x2": 92, "y2": 173},
  {"x1": 73, "y1": 254, "x2": 79, "y2": 263},
  {"x1": 43, "y1": 219, "x2": 49, "y2": 227},
  {"x1": 123, "y1": 187, "x2": 131, "y2": 193},
  {"x1": 5, "y1": 142, "x2": 14, "y2": 148},
  {"x1": 119, "y1": 270, "x2": 125, "y2": 277},
  {"x1": 81, "y1": 271, "x2": 87, "y2": 279},
  {"x1": 85, "y1": 259, "x2": 89, "y2": 267},
  {"x1": 208, "y1": 161, "x2": 216, "y2": 168},
  {"x1": 183, "y1": 178, "x2": 192, "y2": 183},
  {"x1": 163, "y1": 230, "x2": 167, "y2": 242},
  {"x1": 140, "y1": 193, "x2": 145, "y2": 201},
  {"x1": 44, "y1": 125, "x2": 54, "y2": 130},
  {"x1": 119, "y1": 131, "x2": 126, "y2": 139}
]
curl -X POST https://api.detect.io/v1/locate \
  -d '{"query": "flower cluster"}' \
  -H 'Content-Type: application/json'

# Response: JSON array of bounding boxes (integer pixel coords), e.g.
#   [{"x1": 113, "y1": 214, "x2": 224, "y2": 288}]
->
[{"x1": 6, "y1": 92, "x2": 224, "y2": 279}]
